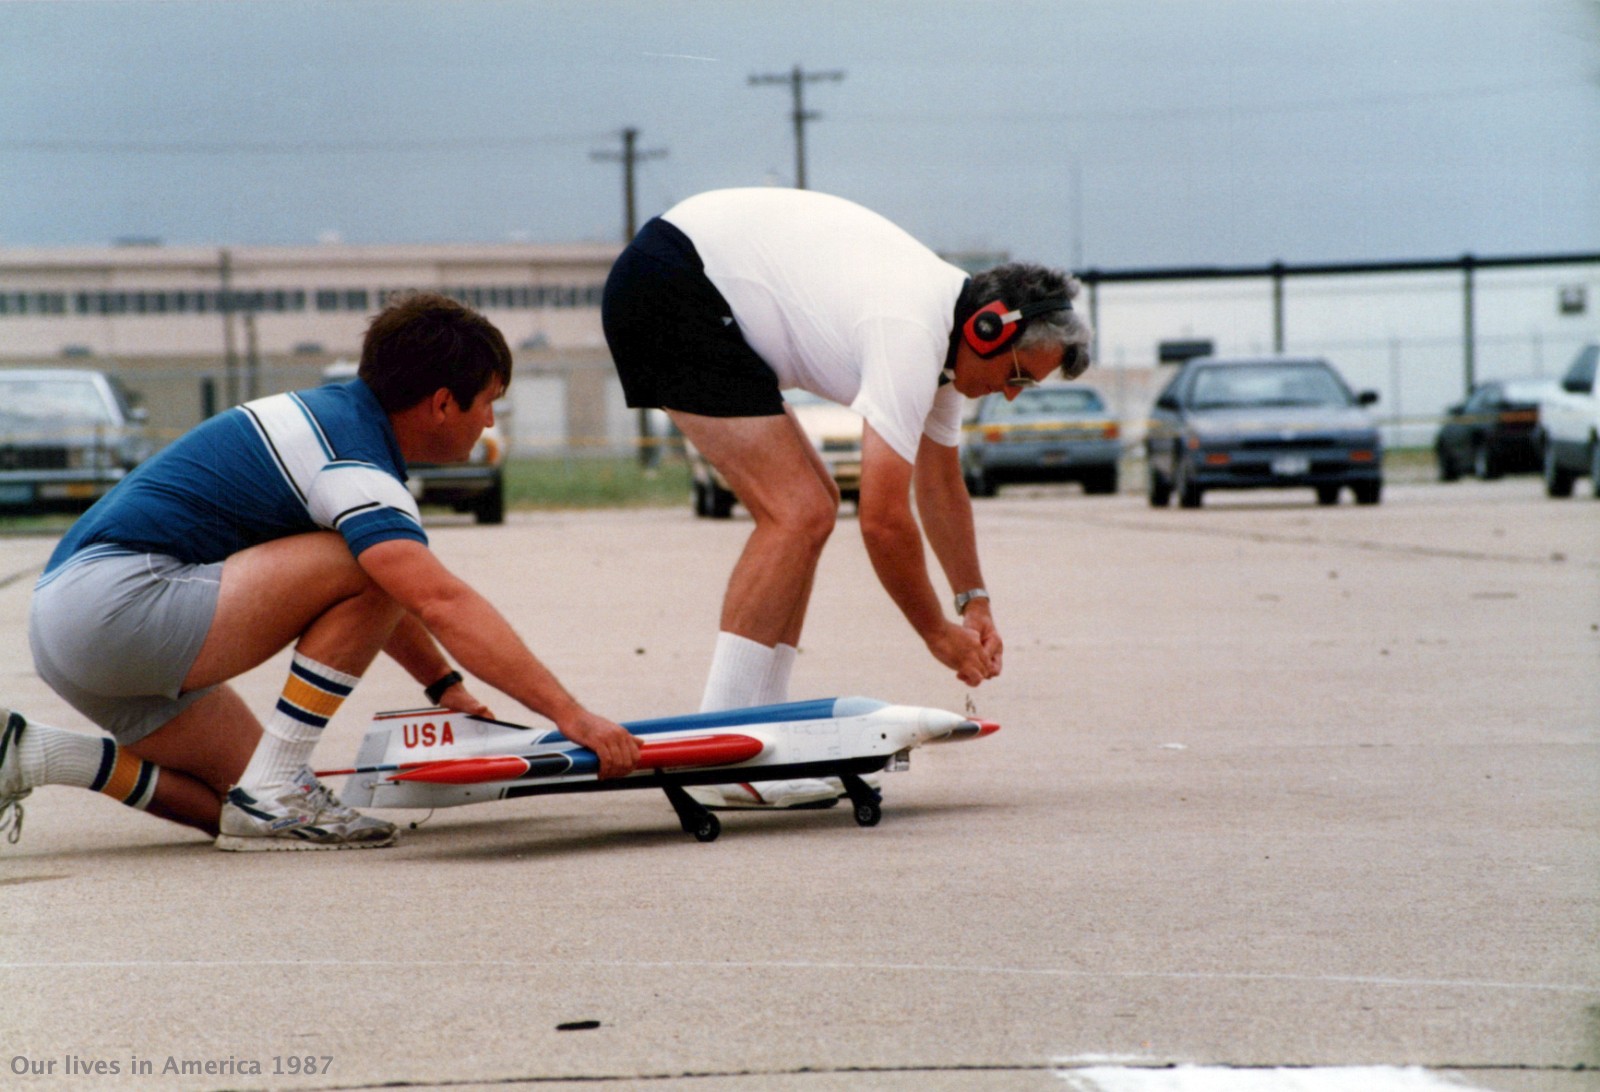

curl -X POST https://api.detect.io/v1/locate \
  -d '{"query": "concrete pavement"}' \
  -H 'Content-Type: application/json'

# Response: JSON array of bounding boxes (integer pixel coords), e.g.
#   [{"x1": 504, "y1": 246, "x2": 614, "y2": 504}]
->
[{"x1": 1, "y1": 476, "x2": 1596, "y2": 1091}]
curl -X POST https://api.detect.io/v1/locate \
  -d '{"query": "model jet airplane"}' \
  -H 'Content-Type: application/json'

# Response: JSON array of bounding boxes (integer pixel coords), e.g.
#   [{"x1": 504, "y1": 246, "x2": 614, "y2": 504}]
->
[{"x1": 317, "y1": 696, "x2": 999, "y2": 842}]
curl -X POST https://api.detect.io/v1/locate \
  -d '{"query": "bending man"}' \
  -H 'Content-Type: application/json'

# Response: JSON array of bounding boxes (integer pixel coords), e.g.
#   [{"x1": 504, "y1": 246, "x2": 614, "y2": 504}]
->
[{"x1": 602, "y1": 188, "x2": 1091, "y2": 808}]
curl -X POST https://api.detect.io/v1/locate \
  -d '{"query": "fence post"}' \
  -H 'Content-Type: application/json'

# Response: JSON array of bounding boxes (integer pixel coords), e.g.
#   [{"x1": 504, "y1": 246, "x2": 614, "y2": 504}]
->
[
  {"x1": 1271, "y1": 262, "x2": 1285, "y2": 352},
  {"x1": 1461, "y1": 253, "x2": 1476, "y2": 396}
]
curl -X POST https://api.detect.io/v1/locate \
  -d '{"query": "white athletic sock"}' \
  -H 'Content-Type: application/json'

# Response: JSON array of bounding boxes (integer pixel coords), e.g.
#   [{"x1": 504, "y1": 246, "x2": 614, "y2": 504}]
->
[
  {"x1": 238, "y1": 653, "x2": 360, "y2": 790},
  {"x1": 19, "y1": 721, "x2": 107, "y2": 788},
  {"x1": 699, "y1": 632, "x2": 776, "y2": 712},
  {"x1": 17, "y1": 721, "x2": 159, "y2": 810},
  {"x1": 753, "y1": 643, "x2": 798, "y2": 706}
]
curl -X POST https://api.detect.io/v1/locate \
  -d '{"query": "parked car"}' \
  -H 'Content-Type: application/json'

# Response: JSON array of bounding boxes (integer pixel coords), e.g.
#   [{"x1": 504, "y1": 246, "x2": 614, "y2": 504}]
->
[
  {"x1": 691, "y1": 389, "x2": 862, "y2": 518},
  {"x1": 961, "y1": 383, "x2": 1120, "y2": 496},
  {"x1": 1538, "y1": 341, "x2": 1600, "y2": 498},
  {"x1": 0, "y1": 367, "x2": 151, "y2": 512},
  {"x1": 1145, "y1": 355, "x2": 1382, "y2": 508},
  {"x1": 1434, "y1": 377, "x2": 1557, "y2": 481},
  {"x1": 322, "y1": 361, "x2": 506, "y2": 524}
]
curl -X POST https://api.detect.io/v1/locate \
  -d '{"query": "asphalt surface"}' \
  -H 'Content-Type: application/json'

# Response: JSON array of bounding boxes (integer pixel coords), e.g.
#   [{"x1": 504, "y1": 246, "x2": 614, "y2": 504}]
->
[{"x1": 1, "y1": 475, "x2": 1596, "y2": 1092}]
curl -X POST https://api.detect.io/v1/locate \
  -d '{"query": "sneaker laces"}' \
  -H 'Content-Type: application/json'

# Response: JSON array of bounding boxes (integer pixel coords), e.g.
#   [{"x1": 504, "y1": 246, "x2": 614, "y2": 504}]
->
[
  {"x1": 0, "y1": 797, "x2": 24, "y2": 845},
  {"x1": 296, "y1": 773, "x2": 357, "y2": 823}
]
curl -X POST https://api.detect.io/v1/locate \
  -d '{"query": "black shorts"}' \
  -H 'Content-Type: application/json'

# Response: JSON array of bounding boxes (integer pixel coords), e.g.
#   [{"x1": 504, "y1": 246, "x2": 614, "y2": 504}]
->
[{"x1": 602, "y1": 217, "x2": 785, "y2": 418}]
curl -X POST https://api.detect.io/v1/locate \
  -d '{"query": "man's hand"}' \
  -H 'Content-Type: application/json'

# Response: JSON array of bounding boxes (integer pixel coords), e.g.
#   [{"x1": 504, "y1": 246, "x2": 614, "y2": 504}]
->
[
  {"x1": 557, "y1": 709, "x2": 642, "y2": 779},
  {"x1": 960, "y1": 599, "x2": 1004, "y2": 677},
  {"x1": 926, "y1": 620, "x2": 998, "y2": 687}
]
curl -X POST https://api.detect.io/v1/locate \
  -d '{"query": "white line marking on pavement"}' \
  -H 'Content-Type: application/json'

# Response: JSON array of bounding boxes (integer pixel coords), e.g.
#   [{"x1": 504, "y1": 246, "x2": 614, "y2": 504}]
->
[
  {"x1": 1054, "y1": 1065, "x2": 1485, "y2": 1091},
  {"x1": 1, "y1": 958, "x2": 1596, "y2": 996}
]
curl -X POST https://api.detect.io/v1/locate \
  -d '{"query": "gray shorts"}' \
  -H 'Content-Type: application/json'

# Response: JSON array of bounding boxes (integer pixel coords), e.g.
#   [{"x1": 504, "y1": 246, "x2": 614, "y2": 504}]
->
[{"x1": 30, "y1": 550, "x2": 223, "y2": 745}]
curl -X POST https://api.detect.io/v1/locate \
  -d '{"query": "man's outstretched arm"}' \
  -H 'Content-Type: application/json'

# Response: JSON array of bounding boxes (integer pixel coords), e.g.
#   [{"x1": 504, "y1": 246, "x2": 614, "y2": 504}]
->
[{"x1": 358, "y1": 538, "x2": 640, "y2": 777}]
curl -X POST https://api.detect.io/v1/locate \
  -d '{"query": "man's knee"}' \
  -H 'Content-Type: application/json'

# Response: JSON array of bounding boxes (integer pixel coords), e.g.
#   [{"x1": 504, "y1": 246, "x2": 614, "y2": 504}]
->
[{"x1": 772, "y1": 483, "x2": 838, "y2": 550}]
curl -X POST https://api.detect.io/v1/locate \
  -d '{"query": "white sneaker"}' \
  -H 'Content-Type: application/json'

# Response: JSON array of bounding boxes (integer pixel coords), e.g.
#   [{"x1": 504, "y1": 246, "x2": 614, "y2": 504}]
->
[
  {"x1": 216, "y1": 766, "x2": 396, "y2": 852},
  {"x1": 687, "y1": 777, "x2": 844, "y2": 810},
  {"x1": 0, "y1": 709, "x2": 30, "y2": 847}
]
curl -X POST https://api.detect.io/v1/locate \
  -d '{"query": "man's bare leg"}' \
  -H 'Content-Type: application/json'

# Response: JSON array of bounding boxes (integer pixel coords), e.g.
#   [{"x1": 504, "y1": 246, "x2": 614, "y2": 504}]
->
[{"x1": 669, "y1": 409, "x2": 838, "y2": 644}]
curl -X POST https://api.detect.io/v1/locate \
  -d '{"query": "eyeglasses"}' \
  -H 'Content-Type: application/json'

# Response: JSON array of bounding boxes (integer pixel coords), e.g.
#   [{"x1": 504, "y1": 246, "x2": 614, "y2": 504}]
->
[
  {"x1": 1005, "y1": 345, "x2": 1040, "y2": 389},
  {"x1": 1005, "y1": 343, "x2": 1090, "y2": 388}
]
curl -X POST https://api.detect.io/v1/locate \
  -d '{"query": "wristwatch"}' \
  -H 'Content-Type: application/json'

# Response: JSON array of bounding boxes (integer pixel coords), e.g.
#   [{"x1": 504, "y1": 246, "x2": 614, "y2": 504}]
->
[
  {"x1": 953, "y1": 588, "x2": 990, "y2": 615},
  {"x1": 425, "y1": 669, "x2": 464, "y2": 706}
]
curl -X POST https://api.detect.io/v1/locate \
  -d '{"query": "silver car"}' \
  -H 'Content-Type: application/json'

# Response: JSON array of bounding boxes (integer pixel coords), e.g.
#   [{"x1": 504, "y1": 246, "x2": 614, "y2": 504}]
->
[
  {"x1": 1146, "y1": 355, "x2": 1382, "y2": 508},
  {"x1": 961, "y1": 384, "x2": 1121, "y2": 497},
  {"x1": 0, "y1": 368, "x2": 151, "y2": 512}
]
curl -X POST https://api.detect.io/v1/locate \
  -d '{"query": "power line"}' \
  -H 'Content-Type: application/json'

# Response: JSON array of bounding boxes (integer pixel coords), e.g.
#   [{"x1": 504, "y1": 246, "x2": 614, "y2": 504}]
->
[{"x1": 748, "y1": 64, "x2": 844, "y2": 189}]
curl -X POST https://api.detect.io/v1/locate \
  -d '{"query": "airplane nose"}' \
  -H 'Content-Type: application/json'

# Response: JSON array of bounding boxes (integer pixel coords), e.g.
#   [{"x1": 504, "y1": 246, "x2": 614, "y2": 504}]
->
[{"x1": 950, "y1": 718, "x2": 1001, "y2": 739}]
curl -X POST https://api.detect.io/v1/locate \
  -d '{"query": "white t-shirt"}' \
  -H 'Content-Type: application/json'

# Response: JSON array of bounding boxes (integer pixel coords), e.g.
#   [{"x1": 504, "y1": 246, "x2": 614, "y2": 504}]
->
[{"x1": 662, "y1": 188, "x2": 969, "y2": 465}]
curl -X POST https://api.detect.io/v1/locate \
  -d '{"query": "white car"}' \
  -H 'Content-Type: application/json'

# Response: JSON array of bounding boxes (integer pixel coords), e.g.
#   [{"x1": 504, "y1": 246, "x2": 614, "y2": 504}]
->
[
  {"x1": 1539, "y1": 342, "x2": 1600, "y2": 498},
  {"x1": 0, "y1": 368, "x2": 151, "y2": 512},
  {"x1": 690, "y1": 390, "x2": 863, "y2": 518}
]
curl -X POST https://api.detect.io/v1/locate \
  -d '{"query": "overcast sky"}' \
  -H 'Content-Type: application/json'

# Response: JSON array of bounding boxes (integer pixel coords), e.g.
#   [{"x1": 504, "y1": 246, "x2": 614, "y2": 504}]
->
[{"x1": 2, "y1": 0, "x2": 1597, "y2": 272}]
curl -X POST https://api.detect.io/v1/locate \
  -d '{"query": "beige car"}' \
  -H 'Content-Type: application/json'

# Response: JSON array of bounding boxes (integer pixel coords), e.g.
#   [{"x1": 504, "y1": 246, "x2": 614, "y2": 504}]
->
[{"x1": 690, "y1": 389, "x2": 863, "y2": 518}]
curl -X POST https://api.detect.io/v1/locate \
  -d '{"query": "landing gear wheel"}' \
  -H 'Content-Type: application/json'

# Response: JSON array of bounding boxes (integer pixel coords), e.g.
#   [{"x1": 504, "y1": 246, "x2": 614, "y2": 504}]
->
[
  {"x1": 838, "y1": 772, "x2": 884, "y2": 829},
  {"x1": 691, "y1": 813, "x2": 722, "y2": 843},
  {"x1": 662, "y1": 783, "x2": 722, "y2": 842}
]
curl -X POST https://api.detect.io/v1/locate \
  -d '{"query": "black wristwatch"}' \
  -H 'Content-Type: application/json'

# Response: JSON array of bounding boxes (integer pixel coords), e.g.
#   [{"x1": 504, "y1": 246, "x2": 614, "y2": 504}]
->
[{"x1": 425, "y1": 670, "x2": 464, "y2": 706}]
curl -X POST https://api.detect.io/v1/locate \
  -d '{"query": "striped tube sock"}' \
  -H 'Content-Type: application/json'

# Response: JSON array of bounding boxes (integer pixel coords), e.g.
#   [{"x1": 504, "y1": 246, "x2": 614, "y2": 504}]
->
[
  {"x1": 238, "y1": 652, "x2": 360, "y2": 791},
  {"x1": 18, "y1": 722, "x2": 159, "y2": 810},
  {"x1": 88, "y1": 740, "x2": 160, "y2": 810}
]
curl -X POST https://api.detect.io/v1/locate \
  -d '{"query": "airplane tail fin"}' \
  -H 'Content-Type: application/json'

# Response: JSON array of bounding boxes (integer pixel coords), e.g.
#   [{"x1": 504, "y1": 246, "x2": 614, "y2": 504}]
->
[{"x1": 334, "y1": 721, "x2": 395, "y2": 807}]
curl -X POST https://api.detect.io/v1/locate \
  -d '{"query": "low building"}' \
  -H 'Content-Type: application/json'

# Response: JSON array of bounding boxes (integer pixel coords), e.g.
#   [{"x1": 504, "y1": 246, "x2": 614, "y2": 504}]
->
[{"x1": 0, "y1": 241, "x2": 627, "y2": 454}]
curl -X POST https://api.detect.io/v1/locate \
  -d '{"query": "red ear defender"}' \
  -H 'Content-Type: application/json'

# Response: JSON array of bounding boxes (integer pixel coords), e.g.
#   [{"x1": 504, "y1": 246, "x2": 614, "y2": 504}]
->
[
  {"x1": 962, "y1": 301, "x2": 1019, "y2": 358},
  {"x1": 961, "y1": 297, "x2": 1072, "y2": 359}
]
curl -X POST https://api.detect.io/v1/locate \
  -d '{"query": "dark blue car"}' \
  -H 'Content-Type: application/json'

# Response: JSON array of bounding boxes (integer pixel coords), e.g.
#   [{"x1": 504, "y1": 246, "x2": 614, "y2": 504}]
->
[{"x1": 1145, "y1": 356, "x2": 1383, "y2": 508}]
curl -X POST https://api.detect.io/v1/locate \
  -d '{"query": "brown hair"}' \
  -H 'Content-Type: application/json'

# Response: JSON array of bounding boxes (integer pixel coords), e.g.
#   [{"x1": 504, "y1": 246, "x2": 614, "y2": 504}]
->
[{"x1": 358, "y1": 292, "x2": 512, "y2": 413}]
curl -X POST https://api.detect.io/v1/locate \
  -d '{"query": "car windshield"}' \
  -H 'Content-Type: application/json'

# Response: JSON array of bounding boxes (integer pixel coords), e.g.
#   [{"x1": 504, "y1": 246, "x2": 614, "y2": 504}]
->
[
  {"x1": 1188, "y1": 364, "x2": 1350, "y2": 409},
  {"x1": 0, "y1": 377, "x2": 114, "y2": 427},
  {"x1": 987, "y1": 387, "x2": 1106, "y2": 418}
]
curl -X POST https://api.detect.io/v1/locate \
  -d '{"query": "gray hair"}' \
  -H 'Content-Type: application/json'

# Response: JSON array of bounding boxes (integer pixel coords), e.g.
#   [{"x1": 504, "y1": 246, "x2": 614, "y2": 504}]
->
[{"x1": 969, "y1": 262, "x2": 1094, "y2": 377}]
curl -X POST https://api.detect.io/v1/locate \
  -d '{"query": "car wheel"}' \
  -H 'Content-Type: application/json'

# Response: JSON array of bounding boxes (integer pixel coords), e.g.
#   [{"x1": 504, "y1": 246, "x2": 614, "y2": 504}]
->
[
  {"x1": 1175, "y1": 458, "x2": 1202, "y2": 508},
  {"x1": 1147, "y1": 460, "x2": 1171, "y2": 507},
  {"x1": 1589, "y1": 439, "x2": 1600, "y2": 499},
  {"x1": 1083, "y1": 466, "x2": 1119, "y2": 495},
  {"x1": 1316, "y1": 484, "x2": 1341, "y2": 506},
  {"x1": 1473, "y1": 443, "x2": 1501, "y2": 480},
  {"x1": 1436, "y1": 445, "x2": 1460, "y2": 482},
  {"x1": 708, "y1": 482, "x2": 736, "y2": 519},
  {"x1": 1353, "y1": 481, "x2": 1382, "y2": 505},
  {"x1": 1543, "y1": 438, "x2": 1575, "y2": 498},
  {"x1": 966, "y1": 468, "x2": 996, "y2": 498},
  {"x1": 474, "y1": 475, "x2": 506, "y2": 525}
]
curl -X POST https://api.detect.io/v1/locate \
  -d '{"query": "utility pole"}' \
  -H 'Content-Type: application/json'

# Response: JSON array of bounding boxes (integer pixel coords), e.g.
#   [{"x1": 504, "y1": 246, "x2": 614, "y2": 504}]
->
[
  {"x1": 218, "y1": 247, "x2": 237, "y2": 409},
  {"x1": 591, "y1": 127, "x2": 668, "y2": 467},
  {"x1": 748, "y1": 64, "x2": 844, "y2": 189},
  {"x1": 591, "y1": 127, "x2": 667, "y2": 241}
]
